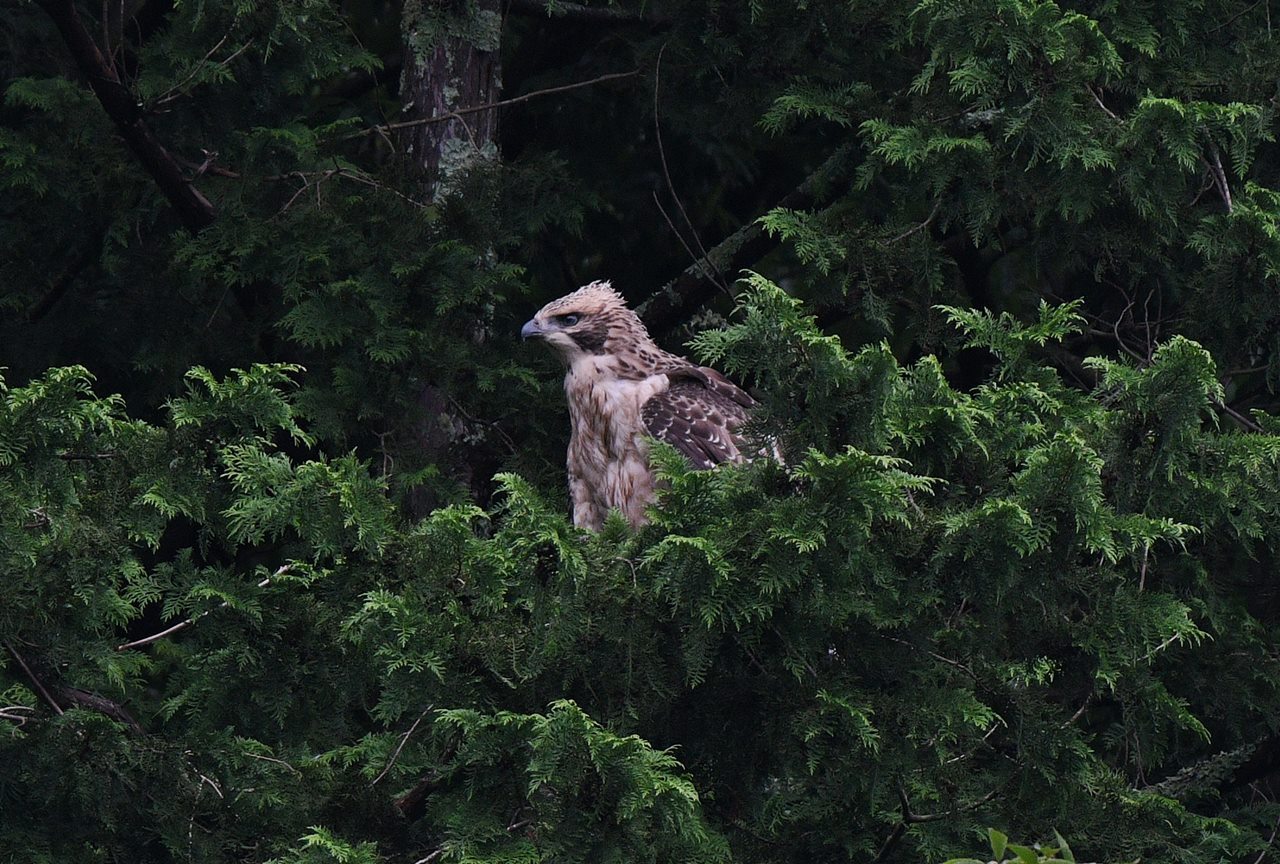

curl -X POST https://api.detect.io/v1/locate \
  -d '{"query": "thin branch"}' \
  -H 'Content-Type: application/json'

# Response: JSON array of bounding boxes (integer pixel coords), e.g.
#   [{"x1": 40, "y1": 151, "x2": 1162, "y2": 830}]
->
[
  {"x1": 1207, "y1": 0, "x2": 1265, "y2": 33},
  {"x1": 150, "y1": 37, "x2": 253, "y2": 111},
  {"x1": 869, "y1": 822, "x2": 907, "y2": 864},
  {"x1": 942, "y1": 722, "x2": 1002, "y2": 765},
  {"x1": 899, "y1": 785, "x2": 1000, "y2": 823},
  {"x1": 653, "y1": 43, "x2": 725, "y2": 290},
  {"x1": 447, "y1": 397, "x2": 518, "y2": 455},
  {"x1": 371, "y1": 705, "x2": 434, "y2": 786},
  {"x1": 1189, "y1": 169, "x2": 1217, "y2": 208},
  {"x1": 37, "y1": 0, "x2": 217, "y2": 233},
  {"x1": 116, "y1": 565, "x2": 290, "y2": 651},
  {"x1": 637, "y1": 141, "x2": 858, "y2": 334},
  {"x1": 1216, "y1": 399, "x2": 1264, "y2": 432},
  {"x1": 882, "y1": 634, "x2": 975, "y2": 679},
  {"x1": 1062, "y1": 692, "x2": 1094, "y2": 728},
  {"x1": 148, "y1": 33, "x2": 228, "y2": 107},
  {"x1": 350, "y1": 69, "x2": 640, "y2": 138},
  {"x1": 0, "y1": 706, "x2": 37, "y2": 727},
  {"x1": 1086, "y1": 83, "x2": 1120, "y2": 121},
  {"x1": 1203, "y1": 140, "x2": 1234, "y2": 213},
  {"x1": 4, "y1": 641, "x2": 63, "y2": 716},
  {"x1": 197, "y1": 773, "x2": 224, "y2": 799},
  {"x1": 883, "y1": 199, "x2": 942, "y2": 245},
  {"x1": 505, "y1": 0, "x2": 668, "y2": 25},
  {"x1": 27, "y1": 227, "x2": 103, "y2": 324},
  {"x1": 244, "y1": 751, "x2": 303, "y2": 777},
  {"x1": 1139, "y1": 631, "x2": 1186, "y2": 664},
  {"x1": 1251, "y1": 808, "x2": 1280, "y2": 864},
  {"x1": 652, "y1": 190, "x2": 712, "y2": 287}
]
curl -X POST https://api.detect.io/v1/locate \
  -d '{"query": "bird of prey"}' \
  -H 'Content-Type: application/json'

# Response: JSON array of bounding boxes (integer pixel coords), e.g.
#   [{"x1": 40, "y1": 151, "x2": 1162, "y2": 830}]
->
[{"x1": 521, "y1": 280, "x2": 762, "y2": 530}]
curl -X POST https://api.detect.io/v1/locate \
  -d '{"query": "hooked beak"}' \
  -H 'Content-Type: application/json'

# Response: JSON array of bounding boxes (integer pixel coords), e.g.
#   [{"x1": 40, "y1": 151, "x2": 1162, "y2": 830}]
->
[{"x1": 520, "y1": 318, "x2": 544, "y2": 341}]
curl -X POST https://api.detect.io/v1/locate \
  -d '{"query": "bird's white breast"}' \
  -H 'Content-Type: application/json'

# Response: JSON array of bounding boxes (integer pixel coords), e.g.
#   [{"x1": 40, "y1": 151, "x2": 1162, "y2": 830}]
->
[{"x1": 564, "y1": 356, "x2": 668, "y2": 526}]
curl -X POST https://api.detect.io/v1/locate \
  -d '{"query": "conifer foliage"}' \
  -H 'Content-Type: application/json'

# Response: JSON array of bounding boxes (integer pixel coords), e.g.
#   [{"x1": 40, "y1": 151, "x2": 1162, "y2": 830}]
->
[{"x1": 5, "y1": 1, "x2": 1280, "y2": 862}]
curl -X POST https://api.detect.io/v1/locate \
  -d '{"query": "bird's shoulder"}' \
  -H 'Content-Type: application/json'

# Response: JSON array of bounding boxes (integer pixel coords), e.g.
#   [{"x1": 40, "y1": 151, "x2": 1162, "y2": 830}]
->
[{"x1": 640, "y1": 361, "x2": 754, "y2": 469}]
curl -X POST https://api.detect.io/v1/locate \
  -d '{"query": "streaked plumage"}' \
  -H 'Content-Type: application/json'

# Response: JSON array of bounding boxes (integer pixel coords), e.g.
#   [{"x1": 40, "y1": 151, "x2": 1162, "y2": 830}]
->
[{"x1": 521, "y1": 281, "x2": 761, "y2": 530}]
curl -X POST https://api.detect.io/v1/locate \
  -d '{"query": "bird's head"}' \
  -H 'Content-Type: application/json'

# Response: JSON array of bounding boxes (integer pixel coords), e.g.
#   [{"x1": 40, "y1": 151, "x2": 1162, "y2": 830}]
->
[{"x1": 520, "y1": 280, "x2": 653, "y2": 363}]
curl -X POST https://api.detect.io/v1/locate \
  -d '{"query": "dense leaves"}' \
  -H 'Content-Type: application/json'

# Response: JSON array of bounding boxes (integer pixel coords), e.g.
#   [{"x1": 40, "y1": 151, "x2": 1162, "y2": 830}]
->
[{"x1": 5, "y1": 1, "x2": 1280, "y2": 862}]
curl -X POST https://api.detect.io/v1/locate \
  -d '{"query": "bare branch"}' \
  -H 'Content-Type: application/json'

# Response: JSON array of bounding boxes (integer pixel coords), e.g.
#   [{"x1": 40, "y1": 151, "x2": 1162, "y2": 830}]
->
[
  {"x1": 244, "y1": 751, "x2": 302, "y2": 777},
  {"x1": 1086, "y1": 83, "x2": 1120, "y2": 121},
  {"x1": 1203, "y1": 140, "x2": 1234, "y2": 213},
  {"x1": 898, "y1": 784, "x2": 1000, "y2": 823},
  {"x1": 116, "y1": 565, "x2": 291, "y2": 651},
  {"x1": 0, "y1": 706, "x2": 37, "y2": 727},
  {"x1": 149, "y1": 36, "x2": 254, "y2": 111},
  {"x1": 637, "y1": 141, "x2": 858, "y2": 334},
  {"x1": 883, "y1": 199, "x2": 942, "y2": 245},
  {"x1": 505, "y1": 0, "x2": 668, "y2": 26},
  {"x1": 371, "y1": 705, "x2": 434, "y2": 786},
  {"x1": 653, "y1": 43, "x2": 725, "y2": 291},
  {"x1": 1215, "y1": 399, "x2": 1264, "y2": 432},
  {"x1": 351, "y1": 69, "x2": 640, "y2": 139},
  {"x1": 1251, "y1": 808, "x2": 1280, "y2": 864},
  {"x1": 4, "y1": 641, "x2": 63, "y2": 716}
]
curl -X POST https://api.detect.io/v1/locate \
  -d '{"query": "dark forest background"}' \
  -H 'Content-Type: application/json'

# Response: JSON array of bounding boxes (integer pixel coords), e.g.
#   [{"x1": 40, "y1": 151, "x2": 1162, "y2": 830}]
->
[{"x1": 5, "y1": 1, "x2": 1280, "y2": 862}]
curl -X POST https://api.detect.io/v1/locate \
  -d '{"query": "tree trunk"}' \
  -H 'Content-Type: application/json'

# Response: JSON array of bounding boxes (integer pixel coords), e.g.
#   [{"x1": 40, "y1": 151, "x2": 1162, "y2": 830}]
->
[
  {"x1": 399, "y1": 0, "x2": 502, "y2": 194},
  {"x1": 398, "y1": 1, "x2": 504, "y2": 517}
]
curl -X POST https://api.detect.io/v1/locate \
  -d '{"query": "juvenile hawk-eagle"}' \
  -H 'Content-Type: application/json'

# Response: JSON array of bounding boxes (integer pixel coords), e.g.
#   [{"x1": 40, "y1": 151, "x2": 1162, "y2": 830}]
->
[{"x1": 521, "y1": 281, "x2": 760, "y2": 530}]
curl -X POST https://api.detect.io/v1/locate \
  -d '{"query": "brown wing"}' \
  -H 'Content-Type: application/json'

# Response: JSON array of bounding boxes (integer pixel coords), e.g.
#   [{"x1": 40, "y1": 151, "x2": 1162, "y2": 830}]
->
[{"x1": 642, "y1": 366, "x2": 754, "y2": 469}]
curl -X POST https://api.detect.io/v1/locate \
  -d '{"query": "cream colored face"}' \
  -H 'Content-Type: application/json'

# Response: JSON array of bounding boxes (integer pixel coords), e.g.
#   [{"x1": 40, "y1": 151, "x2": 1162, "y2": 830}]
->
[{"x1": 520, "y1": 282, "x2": 628, "y2": 360}]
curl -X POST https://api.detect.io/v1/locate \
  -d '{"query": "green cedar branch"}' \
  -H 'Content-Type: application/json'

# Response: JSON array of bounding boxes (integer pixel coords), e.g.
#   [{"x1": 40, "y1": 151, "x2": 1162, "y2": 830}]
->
[
  {"x1": 37, "y1": 0, "x2": 217, "y2": 234},
  {"x1": 637, "y1": 142, "x2": 857, "y2": 335}
]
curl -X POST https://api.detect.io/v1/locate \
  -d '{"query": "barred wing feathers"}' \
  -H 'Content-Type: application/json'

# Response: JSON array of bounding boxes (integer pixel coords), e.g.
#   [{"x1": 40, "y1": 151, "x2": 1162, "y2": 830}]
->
[{"x1": 641, "y1": 366, "x2": 756, "y2": 469}]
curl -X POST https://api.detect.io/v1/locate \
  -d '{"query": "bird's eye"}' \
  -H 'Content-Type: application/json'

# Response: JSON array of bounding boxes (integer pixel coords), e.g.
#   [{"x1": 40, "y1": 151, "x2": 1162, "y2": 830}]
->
[{"x1": 557, "y1": 314, "x2": 580, "y2": 326}]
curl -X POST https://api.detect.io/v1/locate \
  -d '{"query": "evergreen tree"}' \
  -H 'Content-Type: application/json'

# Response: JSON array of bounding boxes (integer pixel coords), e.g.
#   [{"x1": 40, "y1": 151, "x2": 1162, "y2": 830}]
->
[{"x1": 4, "y1": 1, "x2": 1280, "y2": 862}]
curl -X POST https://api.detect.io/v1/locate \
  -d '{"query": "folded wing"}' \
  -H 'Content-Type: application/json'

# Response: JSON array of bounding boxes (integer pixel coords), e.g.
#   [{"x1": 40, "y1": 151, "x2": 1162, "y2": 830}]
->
[{"x1": 641, "y1": 365, "x2": 756, "y2": 469}]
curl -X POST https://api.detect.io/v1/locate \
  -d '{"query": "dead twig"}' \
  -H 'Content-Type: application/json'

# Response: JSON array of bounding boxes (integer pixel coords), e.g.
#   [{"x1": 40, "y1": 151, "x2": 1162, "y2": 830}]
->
[
  {"x1": 0, "y1": 705, "x2": 37, "y2": 727},
  {"x1": 4, "y1": 641, "x2": 63, "y2": 716},
  {"x1": 244, "y1": 751, "x2": 303, "y2": 777},
  {"x1": 653, "y1": 44, "x2": 725, "y2": 292},
  {"x1": 148, "y1": 34, "x2": 251, "y2": 111},
  {"x1": 882, "y1": 635, "x2": 975, "y2": 679},
  {"x1": 884, "y1": 199, "x2": 942, "y2": 245},
  {"x1": 116, "y1": 565, "x2": 291, "y2": 651},
  {"x1": 1203, "y1": 140, "x2": 1234, "y2": 213},
  {"x1": 898, "y1": 784, "x2": 1000, "y2": 823},
  {"x1": 371, "y1": 705, "x2": 434, "y2": 786},
  {"x1": 350, "y1": 69, "x2": 640, "y2": 139},
  {"x1": 1250, "y1": 807, "x2": 1280, "y2": 864},
  {"x1": 1086, "y1": 83, "x2": 1120, "y2": 121}
]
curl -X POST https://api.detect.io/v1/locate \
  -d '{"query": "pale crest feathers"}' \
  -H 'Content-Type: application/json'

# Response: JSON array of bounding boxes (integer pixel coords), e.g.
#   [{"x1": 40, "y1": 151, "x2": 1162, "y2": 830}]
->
[{"x1": 526, "y1": 280, "x2": 764, "y2": 530}]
